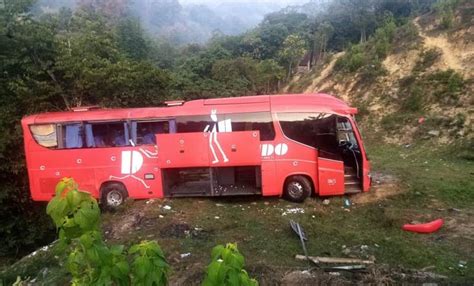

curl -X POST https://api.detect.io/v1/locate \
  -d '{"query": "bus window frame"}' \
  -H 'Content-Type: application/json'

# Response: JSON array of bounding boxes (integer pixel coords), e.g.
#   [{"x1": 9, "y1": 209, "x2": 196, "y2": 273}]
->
[
  {"x1": 132, "y1": 118, "x2": 175, "y2": 146},
  {"x1": 84, "y1": 120, "x2": 130, "y2": 149},
  {"x1": 222, "y1": 111, "x2": 276, "y2": 142}
]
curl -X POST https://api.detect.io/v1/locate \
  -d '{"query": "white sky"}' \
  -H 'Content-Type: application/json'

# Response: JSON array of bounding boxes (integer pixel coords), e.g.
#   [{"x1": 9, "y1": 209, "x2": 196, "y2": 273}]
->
[{"x1": 179, "y1": 0, "x2": 306, "y2": 4}]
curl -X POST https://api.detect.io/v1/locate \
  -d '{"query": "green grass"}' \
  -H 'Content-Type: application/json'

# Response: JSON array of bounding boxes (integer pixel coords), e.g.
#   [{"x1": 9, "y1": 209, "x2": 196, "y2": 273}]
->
[{"x1": 1, "y1": 140, "x2": 473, "y2": 284}]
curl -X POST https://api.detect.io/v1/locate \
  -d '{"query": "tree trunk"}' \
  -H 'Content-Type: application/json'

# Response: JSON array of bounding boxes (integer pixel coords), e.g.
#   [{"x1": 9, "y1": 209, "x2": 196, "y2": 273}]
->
[
  {"x1": 360, "y1": 28, "x2": 366, "y2": 43},
  {"x1": 287, "y1": 62, "x2": 292, "y2": 81}
]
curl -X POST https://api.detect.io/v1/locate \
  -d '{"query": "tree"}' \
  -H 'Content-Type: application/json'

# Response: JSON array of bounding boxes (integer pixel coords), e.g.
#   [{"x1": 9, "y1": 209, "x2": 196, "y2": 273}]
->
[
  {"x1": 116, "y1": 17, "x2": 150, "y2": 61},
  {"x1": 255, "y1": 60, "x2": 285, "y2": 94},
  {"x1": 279, "y1": 34, "x2": 306, "y2": 80},
  {"x1": 313, "y1": 21, "x2": 334, "y2": 64}
]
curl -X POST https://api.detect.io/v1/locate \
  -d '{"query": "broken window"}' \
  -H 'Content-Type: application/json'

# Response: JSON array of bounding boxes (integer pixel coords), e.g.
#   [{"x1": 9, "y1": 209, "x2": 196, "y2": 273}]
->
[
  {"x1": 176, "y1": 115, "x2": 210, "y2": 133},
  {"x1": 225, "y1": 112, "x2": 275, "y2": 141},
  {"x1": 30, "y1": 124, "x2": 57, "y2": 148},
  {"x1": 337, "y1": 117, "x2": 358, "y2": 148},
  {"x1": 278, "y1": 112, "x2": 339, "y2": 158},
  {"x1": 175, "y1": 112, "x2": 275, "y2": 141}
]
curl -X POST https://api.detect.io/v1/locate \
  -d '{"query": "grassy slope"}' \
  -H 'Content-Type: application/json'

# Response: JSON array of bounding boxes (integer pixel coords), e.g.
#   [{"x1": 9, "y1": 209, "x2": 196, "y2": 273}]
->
[{"x1": 2, "y1": 135, "x2": 472, "y2": 284}]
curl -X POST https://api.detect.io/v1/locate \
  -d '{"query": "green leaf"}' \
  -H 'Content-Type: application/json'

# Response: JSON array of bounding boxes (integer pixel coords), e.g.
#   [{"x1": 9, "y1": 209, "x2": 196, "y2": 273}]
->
[
  {"x1": 132, "y1": 256, "x2": 151, "y2": 279},
  {"x1": 211, "y1": 244, "x2": 225, "y2": 260},
  {"x1": 110, "y1": 244, "x2": 124, "y2": 256},
  {"x1": 115, "y1": 261, "x2": 130, "y2": 276}
]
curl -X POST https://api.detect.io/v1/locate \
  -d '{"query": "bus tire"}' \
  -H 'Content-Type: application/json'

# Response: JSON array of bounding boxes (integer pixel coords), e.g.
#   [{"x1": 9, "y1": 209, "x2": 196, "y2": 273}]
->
[
  {"x1": 284, "y1": 176, "x2": 311, "y2": 203},
  {"x1": 101, "y1": 182, "x2": 128, "y2": 210}
]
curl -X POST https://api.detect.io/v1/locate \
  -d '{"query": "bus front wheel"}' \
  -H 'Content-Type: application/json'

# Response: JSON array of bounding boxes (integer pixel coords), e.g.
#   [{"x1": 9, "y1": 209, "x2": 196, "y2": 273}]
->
[
  {"x1": 101, "y1": 183, "x2": 128, "y2": 210},
  {"x1": 284, "y1": 176, "x2": 311, "y2": 203}
]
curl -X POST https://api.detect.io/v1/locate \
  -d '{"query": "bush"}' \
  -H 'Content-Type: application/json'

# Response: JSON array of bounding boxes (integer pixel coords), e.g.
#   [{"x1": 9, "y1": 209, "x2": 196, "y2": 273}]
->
[
  {"x1": 427, "y1": 69, "x2": 464, "y2": 102},
  {"x1": 203, "y1": 243, "x2": 258, "y2": 286},
  {"x1": 401, "y1": 85, "x2": 424, "y2": 112},
  {"x1": 47, "y1": 178, "x2": 170, "y2": 286},
  {"x1": 413, "y1": 48, "x2": 442, "y2": 72},
  {"x1": 334, "y1": 44, "x2": 365, "y2": 72},
  {"x1": 434, "y1": 0, "x2": 461, "y2": 29}
]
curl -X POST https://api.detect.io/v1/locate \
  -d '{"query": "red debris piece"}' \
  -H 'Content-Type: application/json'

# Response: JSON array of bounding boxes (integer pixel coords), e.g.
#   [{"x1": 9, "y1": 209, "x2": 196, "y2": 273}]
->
[{"x1": 402, "y1": 218, "x2": 444, "y2": 233}]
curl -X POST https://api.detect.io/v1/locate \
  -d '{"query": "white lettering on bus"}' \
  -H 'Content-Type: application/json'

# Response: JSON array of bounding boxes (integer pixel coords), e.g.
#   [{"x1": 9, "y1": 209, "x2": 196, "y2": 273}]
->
[{"x1": 261, "y1": 143, "x2": 288, "y2": 156}]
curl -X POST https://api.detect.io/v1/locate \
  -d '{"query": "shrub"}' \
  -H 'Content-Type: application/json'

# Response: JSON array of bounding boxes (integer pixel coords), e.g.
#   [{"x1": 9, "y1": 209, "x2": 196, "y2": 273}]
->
[
  {"x1": 203, "y1": 243, "x2": 258, "y2": 286},
  {"x1": 47, "y1": 178, "x2": 170, "y2": 286},
  {"x1": 427, "y1": 69, "x2": 464, "y2": 102},
  {"x1": 413, "y1": 48, "x2": 442, "y2": 72},
  {"x1": 401, "y1": 85, "x2": 424, "y2": 112},
  {"x1": 434, "y1": 0, "x2": 461, "y2": 29},
  {"x1": 334, "y1": 44, "x2": 365, "y2": 72}
]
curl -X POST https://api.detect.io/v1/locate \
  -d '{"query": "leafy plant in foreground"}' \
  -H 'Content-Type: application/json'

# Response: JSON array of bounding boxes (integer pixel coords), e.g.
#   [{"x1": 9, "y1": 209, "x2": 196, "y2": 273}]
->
[
  {"x1": 46, "y1": 178, "x2": 169, "y2": 286},
  {"x1": 203, "y1": 243, "x2": 258, "y2": 286}
]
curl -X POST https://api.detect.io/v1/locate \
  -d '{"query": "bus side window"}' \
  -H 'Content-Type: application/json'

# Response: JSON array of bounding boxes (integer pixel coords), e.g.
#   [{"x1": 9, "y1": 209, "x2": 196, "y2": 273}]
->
[
  {"x1": 225, "y1": 112, "x2": 275, "y2": 141},
  {"x1": 135, "y1": 121, "x2": 170, "y2": 145},
  {"x1": 278, "y1": 112, "x2": 339, "y2": 159},
  {"x1": 29, "y1": 124, "x2": 58, "y2": 148},
  {"x1": 62, "y1": 124, "x2": 85, "y2": 149},
  {"x1": 88, "y1": 122, "x2": 129, "y2": 148},
  {"x1": 176, "y1": 116, "x2": 210, "y2": 133}
]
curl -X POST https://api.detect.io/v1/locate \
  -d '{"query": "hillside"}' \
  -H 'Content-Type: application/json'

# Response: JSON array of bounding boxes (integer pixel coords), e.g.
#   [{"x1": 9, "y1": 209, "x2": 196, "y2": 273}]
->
[{"x1": 287, "y1": 4, "x2": 473, "y2": 146}]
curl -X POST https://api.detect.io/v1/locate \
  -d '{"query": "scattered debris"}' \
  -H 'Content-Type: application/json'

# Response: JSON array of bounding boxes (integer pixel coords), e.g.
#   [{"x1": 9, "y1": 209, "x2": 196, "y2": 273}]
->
[
  {"x1": 289, "y1": 220, "x2": 309, "y2": 263},
  {"x1": 180, "y1": 253, "x2": 191, "y2": 259},
  {"x1": 448, "y1": 208, "x2": 461, "y2": 212},
  {"x1": 215, "y1": 203, "x2": 224, "y2": 207},
  {"x1": 295, "y1": 255, "x2": 375, "y2": 264},
  {"x1": 427, "y1": 130, "x2": 440, "y2": 137},
  {"x1": 324, "y1": 265, "x2": 366, "y2": 271},
  {"x1": 214, "y1": 216, "x2": 220, "y2": 219},
  {"x1": 343, "y1": 198, "x2": 351, "y2": 208},
  {"x1": 282, "y1": 208, "x2": 305, "y2": 216},
  {"x1": 146, "y1": 199, "x2": 155, "y2": 204},
  {"x1": 162, "y1": 205, "x2": 172, "y2": 210},
  {"x1": 402, "y1": 218, "x2": 444, "y2": 233},
  {"x1": 322, "y1": 199, "x2": 330, "y2": 205}
]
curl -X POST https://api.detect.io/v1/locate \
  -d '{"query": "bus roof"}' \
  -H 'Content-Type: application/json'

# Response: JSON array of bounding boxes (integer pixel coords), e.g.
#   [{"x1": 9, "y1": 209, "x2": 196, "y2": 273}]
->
[{"x1": 22, "y1": 93, "x2": 357, "y2": 124}]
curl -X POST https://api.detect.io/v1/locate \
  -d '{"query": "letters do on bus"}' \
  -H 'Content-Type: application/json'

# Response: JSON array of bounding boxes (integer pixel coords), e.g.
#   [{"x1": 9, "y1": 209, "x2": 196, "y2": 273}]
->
[{"x1": 22, "y1": 93, "x2": 371, "y2": 208}]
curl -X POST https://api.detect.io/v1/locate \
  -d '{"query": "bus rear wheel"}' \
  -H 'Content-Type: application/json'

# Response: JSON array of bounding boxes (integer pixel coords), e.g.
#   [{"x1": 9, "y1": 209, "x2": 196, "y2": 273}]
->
[
  {"x1": 101, "y1": 183, "x2": 128, "y2": 210},
  {"x1": 284, "y1": 176, "x2": 311, "y2": 203}
]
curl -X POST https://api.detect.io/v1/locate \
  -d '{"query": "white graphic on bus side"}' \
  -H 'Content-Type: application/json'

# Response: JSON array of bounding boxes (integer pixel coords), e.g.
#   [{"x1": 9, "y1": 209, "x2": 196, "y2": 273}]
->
[
  {"x1": 204, "y1": 109, "x2": 229, "y2": 164},
  {"x1": 261, "y1": 143, "x2": 288, "y2": 156},
  {"x1": 110, "y1": 150, "x2": 151, "y2": 188}
]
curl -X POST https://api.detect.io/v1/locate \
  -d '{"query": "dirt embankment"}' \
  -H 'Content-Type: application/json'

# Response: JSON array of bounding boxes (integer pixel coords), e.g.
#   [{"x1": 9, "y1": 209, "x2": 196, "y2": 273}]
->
[{"x1": 296, "y1": 11, "x2": 473, "y2": 145}]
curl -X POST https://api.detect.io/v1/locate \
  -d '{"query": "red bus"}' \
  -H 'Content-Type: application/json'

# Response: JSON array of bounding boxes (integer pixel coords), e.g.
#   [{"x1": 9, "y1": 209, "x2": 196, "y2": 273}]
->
[{"x1": 22, "y1": 93, "x2": 371, "y2": 208}]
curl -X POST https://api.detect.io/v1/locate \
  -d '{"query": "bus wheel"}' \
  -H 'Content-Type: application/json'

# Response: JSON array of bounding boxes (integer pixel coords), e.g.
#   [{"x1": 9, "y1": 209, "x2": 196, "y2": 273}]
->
[
  {"x1": 284, "y1": 176, "x2": 311, "y2": 203},
  {"x1": 101, "y1": 183, "x2": 128, "y2": 210}
]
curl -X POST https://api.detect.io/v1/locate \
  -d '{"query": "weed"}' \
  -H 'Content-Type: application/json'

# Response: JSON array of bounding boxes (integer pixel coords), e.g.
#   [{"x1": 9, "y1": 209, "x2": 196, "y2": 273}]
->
[{"x1": 413, "y1": 48, "x2": 442, "y2": 73}]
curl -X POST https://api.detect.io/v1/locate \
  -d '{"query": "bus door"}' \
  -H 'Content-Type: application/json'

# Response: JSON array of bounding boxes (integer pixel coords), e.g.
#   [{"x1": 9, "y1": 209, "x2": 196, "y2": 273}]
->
[{"x1": 314, "y1": 114, "x2": 345, "y2": 195}]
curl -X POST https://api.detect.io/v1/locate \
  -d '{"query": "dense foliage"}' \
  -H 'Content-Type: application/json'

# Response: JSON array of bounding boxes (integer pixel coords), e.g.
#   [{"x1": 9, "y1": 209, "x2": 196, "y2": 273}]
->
[
  {"x1": 47, "y1": 178, "x2": 170, "y2": 285},
  {"x1": 0, "y1": 0, "x2": 453, "y2": 259}
]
